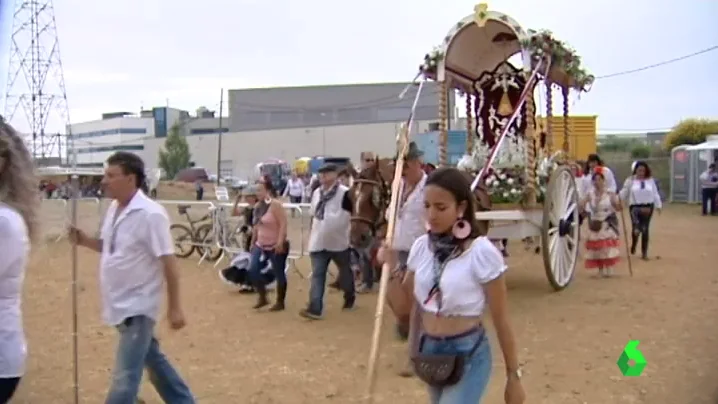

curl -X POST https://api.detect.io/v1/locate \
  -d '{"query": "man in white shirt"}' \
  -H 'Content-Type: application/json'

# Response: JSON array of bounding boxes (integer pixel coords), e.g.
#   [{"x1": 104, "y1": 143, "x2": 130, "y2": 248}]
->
[
  {"x1": 699, "y1": 163, "x2": 718, "y2": 216},
  {"x1": 300, "y1": 163, "x2": 355, "y2": 320},
  {"x1": 69, "y1": 152, "x2": 195, "y2": 404},
  {"x1": 387, "y1": 142, "x2": 427, "y2": 339},
  {"x1": 283, "y1": 171, "x2": 305, "y2": 218}
]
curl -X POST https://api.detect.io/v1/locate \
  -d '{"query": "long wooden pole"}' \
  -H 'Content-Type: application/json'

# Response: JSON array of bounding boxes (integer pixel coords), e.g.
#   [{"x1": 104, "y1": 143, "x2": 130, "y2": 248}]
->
[{"x1": 364, "y1": 81, "x2": 425, "y2": 402}]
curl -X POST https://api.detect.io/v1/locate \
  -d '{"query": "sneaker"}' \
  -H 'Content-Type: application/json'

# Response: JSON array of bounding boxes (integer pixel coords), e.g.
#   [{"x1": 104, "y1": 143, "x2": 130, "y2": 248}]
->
[{"x1": 299, "y1": 308, "x2": 323, "y2": 320}]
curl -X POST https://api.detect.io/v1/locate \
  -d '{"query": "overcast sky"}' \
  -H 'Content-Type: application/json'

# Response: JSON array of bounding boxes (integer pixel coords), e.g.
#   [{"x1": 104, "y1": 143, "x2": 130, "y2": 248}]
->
[{"x1": 2, "y1": 0, "x2": 717, "y2": 134}]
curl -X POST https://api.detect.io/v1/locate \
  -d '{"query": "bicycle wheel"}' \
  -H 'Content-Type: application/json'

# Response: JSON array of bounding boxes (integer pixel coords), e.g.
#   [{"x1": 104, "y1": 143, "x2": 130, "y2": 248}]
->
[
  {"x1": 170, "y1": 224, "x2": 195, "y2": 258},
  {"x1": 195, "y1": 223, "x2": 222, "y2": 261}
]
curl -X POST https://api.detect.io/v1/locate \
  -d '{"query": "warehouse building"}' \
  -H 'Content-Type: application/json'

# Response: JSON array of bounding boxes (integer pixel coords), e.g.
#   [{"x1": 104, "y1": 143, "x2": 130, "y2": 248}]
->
[{"x1": 139, "y1": 81, "x2": 451, "y2": 178}]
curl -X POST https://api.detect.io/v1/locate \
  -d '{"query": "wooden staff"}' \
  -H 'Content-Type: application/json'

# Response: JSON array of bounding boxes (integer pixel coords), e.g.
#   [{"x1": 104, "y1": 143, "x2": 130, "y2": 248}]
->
[{"x1": 364, "y1": 81, "x2": 425, "y2": 403}]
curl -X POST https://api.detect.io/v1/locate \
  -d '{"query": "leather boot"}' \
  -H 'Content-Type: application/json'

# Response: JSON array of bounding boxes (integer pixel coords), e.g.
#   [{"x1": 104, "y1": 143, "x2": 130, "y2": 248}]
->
[
  {"x1": 641, "y1": 232, "x2": 649, "y2": 260},
  {"x1": 269, "y1": 283, "x2": 286, "y2": 311},
  {"x1": 630, "y1": 233, "x2": 638, "y2": 255},
  {"x1": 253, "y1": 282, "x2": 269, "y2": 309}
]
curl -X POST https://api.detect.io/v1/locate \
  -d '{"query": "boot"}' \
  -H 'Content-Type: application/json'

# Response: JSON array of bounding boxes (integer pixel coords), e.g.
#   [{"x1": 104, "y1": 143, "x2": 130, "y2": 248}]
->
[
  {"x1": 253, "y1": 283, "x2": 269, "y2": 309},
  {"x1": 641, "y1": 232, "x2": 649, "y2": 260},
  {"x1": 630, "y1": 233, "x2": 638, "y2": 255},
  {"x1": 269, "y1": 283, "x2": 286, "y2": 311}
]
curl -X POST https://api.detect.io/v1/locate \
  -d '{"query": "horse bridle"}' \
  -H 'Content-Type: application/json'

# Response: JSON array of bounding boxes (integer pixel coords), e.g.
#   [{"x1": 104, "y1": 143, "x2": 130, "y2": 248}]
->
[{"x1": 350, "y1": 173, "x2": 389, "y2": 236}]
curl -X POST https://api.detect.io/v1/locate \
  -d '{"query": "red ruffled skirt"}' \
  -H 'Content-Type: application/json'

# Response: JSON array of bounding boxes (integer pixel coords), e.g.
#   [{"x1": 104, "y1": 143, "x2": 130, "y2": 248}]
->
[{"x1": 585, "y1": 222, "x2": 620, "y2": 269}]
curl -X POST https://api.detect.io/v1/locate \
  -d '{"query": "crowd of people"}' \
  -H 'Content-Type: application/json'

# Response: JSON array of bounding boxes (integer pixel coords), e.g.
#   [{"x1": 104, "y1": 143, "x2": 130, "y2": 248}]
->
[{"x1": 1, "y1": 109, "x2": 712, "y2": 404}]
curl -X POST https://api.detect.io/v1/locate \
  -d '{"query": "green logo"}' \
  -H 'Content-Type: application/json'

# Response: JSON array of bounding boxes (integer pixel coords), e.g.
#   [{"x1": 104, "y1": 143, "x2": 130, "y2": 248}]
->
[{"x1": 617, "y1": 340, "x2": 647, "y2": 376}]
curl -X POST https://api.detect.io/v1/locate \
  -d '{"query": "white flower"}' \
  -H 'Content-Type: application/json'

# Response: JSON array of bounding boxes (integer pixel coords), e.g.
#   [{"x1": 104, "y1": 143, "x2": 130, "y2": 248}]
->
[
  {"x1": 507, "y1": 178, "x2": 514, "y2": 185},
  {"x1": 503, "y1": 192, "x2": 509, "y2": 198},
  {"x1": 510, "y1": 188, "x2": 518, "y2": 194},
  {"x1": 499, "y1": 173, "x2": 507, "y2": 180}
]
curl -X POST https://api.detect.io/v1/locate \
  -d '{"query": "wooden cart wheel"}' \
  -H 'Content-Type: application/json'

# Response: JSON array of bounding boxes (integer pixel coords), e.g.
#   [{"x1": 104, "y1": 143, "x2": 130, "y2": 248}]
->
[
  {"x1": 170, "y1": 224, "x2": 195, "y2": 258},
  {"x1": 541, "y1": 166, "x2": 580, "y2": 290}
]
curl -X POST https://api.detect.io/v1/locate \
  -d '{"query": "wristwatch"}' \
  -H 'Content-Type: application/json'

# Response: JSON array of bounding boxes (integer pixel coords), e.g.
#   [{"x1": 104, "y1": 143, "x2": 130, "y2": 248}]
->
[{"x1": 507, "y1": 368, "x2": 523, "y2": 379}]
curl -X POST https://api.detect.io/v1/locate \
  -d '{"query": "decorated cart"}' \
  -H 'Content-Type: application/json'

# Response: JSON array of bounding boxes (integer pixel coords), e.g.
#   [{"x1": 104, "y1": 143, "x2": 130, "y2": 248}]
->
[{"x1": 419, "y1": 3, "x2": 594, "y2": 290}]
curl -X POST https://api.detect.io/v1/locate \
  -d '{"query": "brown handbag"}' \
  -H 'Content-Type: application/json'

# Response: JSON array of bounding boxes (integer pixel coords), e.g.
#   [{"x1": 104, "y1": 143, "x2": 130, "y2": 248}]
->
[
  {"x1": 408, "y1": 249, "x2": 484, "y2": 387},
  {"x1": 410, "y1": 330, "x2": 484, "y2": 387},
  {"x1": 636, "y1": 206, "x2": 652, "y2": 216},
  {"x1": 588, "y1": 219, "x2": 602, "y2": 232}
]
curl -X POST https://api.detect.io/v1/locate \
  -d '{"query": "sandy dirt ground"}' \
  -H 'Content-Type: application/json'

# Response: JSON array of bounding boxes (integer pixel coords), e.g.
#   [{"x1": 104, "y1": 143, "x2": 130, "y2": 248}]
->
[{"x1": 12, "y1": 195, "x2": 718, "y2": 404}]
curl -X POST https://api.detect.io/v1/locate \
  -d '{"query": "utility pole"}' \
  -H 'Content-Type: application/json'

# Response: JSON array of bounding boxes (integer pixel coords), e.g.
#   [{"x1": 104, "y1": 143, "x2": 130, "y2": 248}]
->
[
  {"x1": 3, "y1": 0, "x2": 71, "y2": 164},
  {"x1": 215, "y1": 88, "x2": 224, "y2": 185}
]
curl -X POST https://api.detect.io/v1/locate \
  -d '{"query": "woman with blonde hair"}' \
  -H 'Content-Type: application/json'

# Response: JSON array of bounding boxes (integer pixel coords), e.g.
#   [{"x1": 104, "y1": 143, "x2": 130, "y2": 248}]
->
[{"x1": 0, "y1": 118, "x2": 38, "y2": 402}]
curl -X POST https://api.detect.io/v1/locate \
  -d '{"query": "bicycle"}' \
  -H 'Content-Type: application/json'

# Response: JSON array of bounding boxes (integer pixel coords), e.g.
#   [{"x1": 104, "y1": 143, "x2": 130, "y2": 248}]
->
[{"x1": 170, "y1": 204, "x2": 219, "y2": 259}]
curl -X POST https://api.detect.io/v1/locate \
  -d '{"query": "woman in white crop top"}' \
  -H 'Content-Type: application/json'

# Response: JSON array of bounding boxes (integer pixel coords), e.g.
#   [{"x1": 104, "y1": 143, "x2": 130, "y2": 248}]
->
[
  {"x1": 619, "y1": 161, "x2": 662, "y2": 260},
  {"x1": 0, "y1": 121, "x2": 37, "y2": 402},
  {"x1": 403, "y1": 168, "x2": 524, "y2": 404}
]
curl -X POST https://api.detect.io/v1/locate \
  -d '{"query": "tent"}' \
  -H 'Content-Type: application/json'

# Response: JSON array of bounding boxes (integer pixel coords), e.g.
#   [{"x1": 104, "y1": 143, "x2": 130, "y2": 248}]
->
[{"x1": 670, "y1": 135, "x2": 718, "y2": 203}]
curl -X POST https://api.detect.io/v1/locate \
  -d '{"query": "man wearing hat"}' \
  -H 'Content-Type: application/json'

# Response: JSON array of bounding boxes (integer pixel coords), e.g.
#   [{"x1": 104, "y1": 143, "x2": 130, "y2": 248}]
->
[
  {"x1": 300, "y1": 162, "x2": 356, "y2": 320},
  {"x1": 387, "y1": 142, "x2": 428, "y2": 331}
]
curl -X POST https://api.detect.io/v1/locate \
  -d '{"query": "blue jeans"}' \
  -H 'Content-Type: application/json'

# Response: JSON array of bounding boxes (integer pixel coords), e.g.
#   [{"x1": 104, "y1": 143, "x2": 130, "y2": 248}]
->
[
  {"x1": 308, "y1": 249, "x2": 355, "y2": 314},
  {"x1": 106, "y1": 316, "x2": 194, "y2": 404},
  {"x1": 419, "y1": 328, "x2": 492, "y2": 404},
  {"x1": 247, "y1": 244, "x2": 289, "y2": 287},
  {"x1": 350, "y1": 247, "x2": 374, "y2": 288}
]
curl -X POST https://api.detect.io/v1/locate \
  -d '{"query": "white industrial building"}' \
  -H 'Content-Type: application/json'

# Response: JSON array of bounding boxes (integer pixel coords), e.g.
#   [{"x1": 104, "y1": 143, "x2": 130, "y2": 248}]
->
[{"x1": 68, "y1": 82, "x2": 454, "y2": 177}]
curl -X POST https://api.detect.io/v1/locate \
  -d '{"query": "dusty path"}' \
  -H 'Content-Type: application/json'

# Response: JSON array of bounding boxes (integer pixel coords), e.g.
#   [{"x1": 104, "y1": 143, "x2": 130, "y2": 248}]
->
[{"x1": 13, "y1": 204, "x2": 718, "y2": 403}]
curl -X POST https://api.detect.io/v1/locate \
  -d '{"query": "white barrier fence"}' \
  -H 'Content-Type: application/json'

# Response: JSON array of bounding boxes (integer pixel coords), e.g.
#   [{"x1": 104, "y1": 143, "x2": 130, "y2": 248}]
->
[{"x1": 40, "y1": 198, "x2": 314, "y2": 270}]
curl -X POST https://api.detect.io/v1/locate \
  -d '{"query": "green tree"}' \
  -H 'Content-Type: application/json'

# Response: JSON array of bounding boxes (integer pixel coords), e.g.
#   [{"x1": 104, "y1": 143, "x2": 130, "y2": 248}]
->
[
  {"x1": 664, "y1": 118, "x2": 718, "y2": 151},
  {"x1": 630, "y1": 144, "x2": 651, "y2": 159},
  {"x1": 158, "y1": 124, "x2": 191, "y2": 179}
]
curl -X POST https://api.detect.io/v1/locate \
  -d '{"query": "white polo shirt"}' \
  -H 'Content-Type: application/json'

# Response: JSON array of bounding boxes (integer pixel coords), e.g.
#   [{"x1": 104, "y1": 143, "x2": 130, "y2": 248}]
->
[
  {"x1": 0, "y1": 204, "x2": 30, "y2": 378},
  {"x1": 99, "y1": 191, "x2": 174, "y2": 326}
]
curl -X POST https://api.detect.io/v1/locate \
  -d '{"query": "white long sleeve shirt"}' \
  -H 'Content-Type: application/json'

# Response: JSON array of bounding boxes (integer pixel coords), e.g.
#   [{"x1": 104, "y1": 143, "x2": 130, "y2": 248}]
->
[
  {"x1": 283, "y1": 178, "x2": 305, "y2": 198},
  {"x1": 699, "y1": 170, "x2": 718, "y2": 189},
  {"x1": 619, "y1": 177, "x2": 662, "y2": 209}
]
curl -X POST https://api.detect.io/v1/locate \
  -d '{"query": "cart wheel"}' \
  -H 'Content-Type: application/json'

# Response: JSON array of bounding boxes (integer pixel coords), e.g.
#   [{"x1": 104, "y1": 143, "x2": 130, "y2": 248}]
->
[
  {"x1": 541, "y1": 166, "x2": 580, "y2": 291},
  {"x1": 195, "y1": 223, "x2": 222, "y2": 261},
  {"x1": 170, "y1": 224, "x2": 195, "y2": 258}
]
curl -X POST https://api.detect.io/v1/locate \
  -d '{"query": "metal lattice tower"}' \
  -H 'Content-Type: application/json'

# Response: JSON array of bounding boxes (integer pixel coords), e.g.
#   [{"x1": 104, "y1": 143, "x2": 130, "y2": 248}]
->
[{"x1": 3, "y1": 0, "x2": 70, "y2": 163}]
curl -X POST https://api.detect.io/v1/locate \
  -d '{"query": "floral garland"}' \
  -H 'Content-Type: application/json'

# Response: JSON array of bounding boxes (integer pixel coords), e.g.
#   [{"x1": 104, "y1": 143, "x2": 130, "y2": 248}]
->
[
  {"x1": 419, "y1": 29, "x2": 593, "y2": 92},
  {"x1": 419, "y1": 47, "x2": 444, "y2": 80},
  {"x1": 520, "y1": 29, "x2": 594, "y2": 92}
]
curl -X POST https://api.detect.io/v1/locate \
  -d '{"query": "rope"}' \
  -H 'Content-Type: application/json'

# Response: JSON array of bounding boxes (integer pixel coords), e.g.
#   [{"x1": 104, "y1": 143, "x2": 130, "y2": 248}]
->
[
  {"x1": 465, "y1": 95, "x2": 474, "y2": 156},
  {"x1": 545, "y1": 82, "x2": 553, "y2": 154},
  {"x1": 438, "y1": 81, "x2": 448, "y2": 167},
  {"x1": 525, "y1": 85, "x2": 537, "y2": 206}
]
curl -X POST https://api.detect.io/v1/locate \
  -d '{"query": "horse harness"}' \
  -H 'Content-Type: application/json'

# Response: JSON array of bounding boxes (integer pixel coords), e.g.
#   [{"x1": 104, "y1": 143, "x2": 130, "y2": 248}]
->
[{"x1": 350, "y1": 171, "x2": 390, "y2": 237}]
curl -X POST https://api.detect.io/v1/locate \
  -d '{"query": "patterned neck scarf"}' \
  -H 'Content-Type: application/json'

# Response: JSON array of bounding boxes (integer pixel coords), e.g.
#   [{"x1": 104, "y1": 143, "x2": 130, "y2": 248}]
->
[
  {"x1": 425, "y1": 231, "x2": 461, "y2": 313},
  {"x1": 314, "y1": 183, "x2": 339, "y2": 220},
  {"x1": 427, "y1": 231, "x2": 459, "y2": 263}
]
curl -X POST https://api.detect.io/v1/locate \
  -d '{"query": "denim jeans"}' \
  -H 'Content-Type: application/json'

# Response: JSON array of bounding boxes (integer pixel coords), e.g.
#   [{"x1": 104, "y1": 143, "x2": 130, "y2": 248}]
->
[
  {"x1": 419, "y1": 328, "x2": 492, "y2": 404},
  {"x1": 247, "y1": 244, "x2": 289, "y2": 287},
  {"x1": 350, "y1": 247, "x2": 373, "y2": 288},
  {"x1": 308, "y1": 249, "x2": 355, "y2": 314},
  {"x1": 105, "y1": 316, "x2": 195, "y2": 404},
  {"x1": 702, "y1": 188, "x2": 717, "y2": 215}
]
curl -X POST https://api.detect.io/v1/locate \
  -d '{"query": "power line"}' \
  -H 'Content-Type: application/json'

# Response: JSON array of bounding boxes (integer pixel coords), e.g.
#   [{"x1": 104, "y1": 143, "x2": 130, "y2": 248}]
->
[{"x1": 594, "y1": 44, "x2": 718, "y2": 80}]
